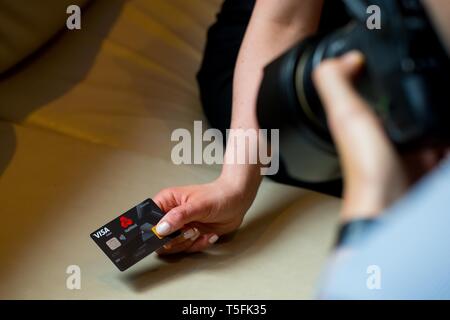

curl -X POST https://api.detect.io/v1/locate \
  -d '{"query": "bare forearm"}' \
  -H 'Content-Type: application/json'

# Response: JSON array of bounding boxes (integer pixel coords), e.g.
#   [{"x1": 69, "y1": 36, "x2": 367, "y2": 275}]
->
[{"x1": 221, "y1": 0, "x2": 324, "y2": 192}]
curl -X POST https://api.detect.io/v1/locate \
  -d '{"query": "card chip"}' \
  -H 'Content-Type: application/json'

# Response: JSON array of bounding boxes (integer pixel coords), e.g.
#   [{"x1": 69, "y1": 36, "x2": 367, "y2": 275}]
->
[
  {"x1": 106, "y1": 237, "x2": 122, "y2": 251},
  {"x1": 151, "y1": 226, "x2": 164, "y2": 239}
]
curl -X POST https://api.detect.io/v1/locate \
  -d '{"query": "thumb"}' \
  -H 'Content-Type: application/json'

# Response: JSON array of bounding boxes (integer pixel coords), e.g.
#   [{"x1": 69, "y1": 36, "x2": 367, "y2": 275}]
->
[
  {"x1": 313, "y1": 51, "x2": 392, "y2": 159},
  {"x1": 155, "y1": 202, "x2": 202, "y2": 237},
  {"x1": 334, "y1": 50, "x2": 365, "y2": 78},
  {"x1": 313, "y1": 51, "x2": 367, "y2": 128}
]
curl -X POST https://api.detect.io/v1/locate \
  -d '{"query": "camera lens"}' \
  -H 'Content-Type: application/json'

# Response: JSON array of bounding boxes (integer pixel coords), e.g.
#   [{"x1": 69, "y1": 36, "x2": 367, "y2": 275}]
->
[{"x1": 257, "y1": 0, "x2": 450, "y2": 188}]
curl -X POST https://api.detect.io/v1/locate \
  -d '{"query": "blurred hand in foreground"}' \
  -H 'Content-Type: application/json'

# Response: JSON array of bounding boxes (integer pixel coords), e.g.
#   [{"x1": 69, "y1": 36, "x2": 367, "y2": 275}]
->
[{"x1": 313, "y1": 51, "x2": 447, "y2": 221}]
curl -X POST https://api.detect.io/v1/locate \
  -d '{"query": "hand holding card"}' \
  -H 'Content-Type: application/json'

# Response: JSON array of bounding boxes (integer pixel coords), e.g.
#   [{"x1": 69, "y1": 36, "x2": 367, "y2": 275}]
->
[
  {"x1": 152, "y1": 179, "x2": 254, "y2": 255},
  {"x1": 90, "y1": 198, "x2": 181, "y2": 271}
]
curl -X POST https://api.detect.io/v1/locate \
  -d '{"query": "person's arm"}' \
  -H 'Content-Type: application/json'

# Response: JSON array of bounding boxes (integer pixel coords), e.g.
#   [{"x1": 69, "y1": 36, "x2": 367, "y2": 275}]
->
[
  {"x1": 153, "y1": 0, "x2": 324, "y2": 255},
  {"x1": 221, "y1": 0, "x2": 324, "y2": 193},
  {"x1": 319, "y1": 159, "x2": 450, "y2": 299},
  {"x1": 312, "y1": 51, "x2": 450, "y2": 299}
]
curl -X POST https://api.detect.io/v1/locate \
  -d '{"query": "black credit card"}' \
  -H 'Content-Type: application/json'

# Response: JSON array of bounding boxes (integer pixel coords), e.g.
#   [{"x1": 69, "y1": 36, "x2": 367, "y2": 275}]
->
[{"x1": 90, "y1": 198, "x2": 179, "y2": 271}]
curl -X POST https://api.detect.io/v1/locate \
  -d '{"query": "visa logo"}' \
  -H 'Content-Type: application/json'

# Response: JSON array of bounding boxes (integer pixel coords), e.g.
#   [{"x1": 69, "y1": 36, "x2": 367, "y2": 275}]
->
[{"x1": 93, "y1": 227, "x2": 111, "y2": 239}]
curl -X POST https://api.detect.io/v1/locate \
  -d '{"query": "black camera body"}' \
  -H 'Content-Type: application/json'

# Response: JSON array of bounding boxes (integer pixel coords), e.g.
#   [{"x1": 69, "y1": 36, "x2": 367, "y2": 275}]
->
[{"x1": 257, "y1": 0, "x2": 450, "y2": 183}]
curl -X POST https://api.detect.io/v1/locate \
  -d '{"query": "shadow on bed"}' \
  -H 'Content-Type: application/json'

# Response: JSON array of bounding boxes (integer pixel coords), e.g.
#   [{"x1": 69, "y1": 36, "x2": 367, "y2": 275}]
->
[{"x1": 0, "y1": 0, "x2": 126, "y2": 176}]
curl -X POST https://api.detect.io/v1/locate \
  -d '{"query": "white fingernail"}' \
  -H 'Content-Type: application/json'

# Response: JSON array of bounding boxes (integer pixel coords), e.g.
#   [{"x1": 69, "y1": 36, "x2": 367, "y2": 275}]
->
[
  {"x1": 190, "y1": 229, "x2": 200, "y2": 241},
  {"x1": 208, "y1": 234, "x2": 219, "y2": 244},
  {"x1": 183, "y1": 228, "x2": 196, "y2": 239},
  {"x1": 156, "y1": 221, "x2": 171, "y2": 236}
]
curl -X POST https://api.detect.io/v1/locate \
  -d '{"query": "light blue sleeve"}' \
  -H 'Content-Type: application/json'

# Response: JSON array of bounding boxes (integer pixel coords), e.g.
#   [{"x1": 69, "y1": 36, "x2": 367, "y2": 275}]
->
[{"x1": 319, "y1": 158, "x2": 450, "y2": 299}]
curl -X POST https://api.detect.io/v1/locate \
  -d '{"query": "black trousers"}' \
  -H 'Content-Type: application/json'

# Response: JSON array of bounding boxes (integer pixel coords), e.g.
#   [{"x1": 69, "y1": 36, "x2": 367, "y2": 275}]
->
[{"x1": 196, "y1": 0, "x2": 350, "y2": 197}]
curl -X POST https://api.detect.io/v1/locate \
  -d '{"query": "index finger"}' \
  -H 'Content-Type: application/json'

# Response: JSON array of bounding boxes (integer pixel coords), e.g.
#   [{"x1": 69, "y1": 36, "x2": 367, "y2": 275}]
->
[{"x1": 153, "y1": 188, "x2": 179, "y2": 213}]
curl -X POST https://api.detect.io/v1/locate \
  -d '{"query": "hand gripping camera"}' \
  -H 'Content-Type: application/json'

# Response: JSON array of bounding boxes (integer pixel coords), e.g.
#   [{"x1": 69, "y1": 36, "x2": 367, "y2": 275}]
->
[{"x1": 257, "y1": 0, "x2": 450, "y2": 184}]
